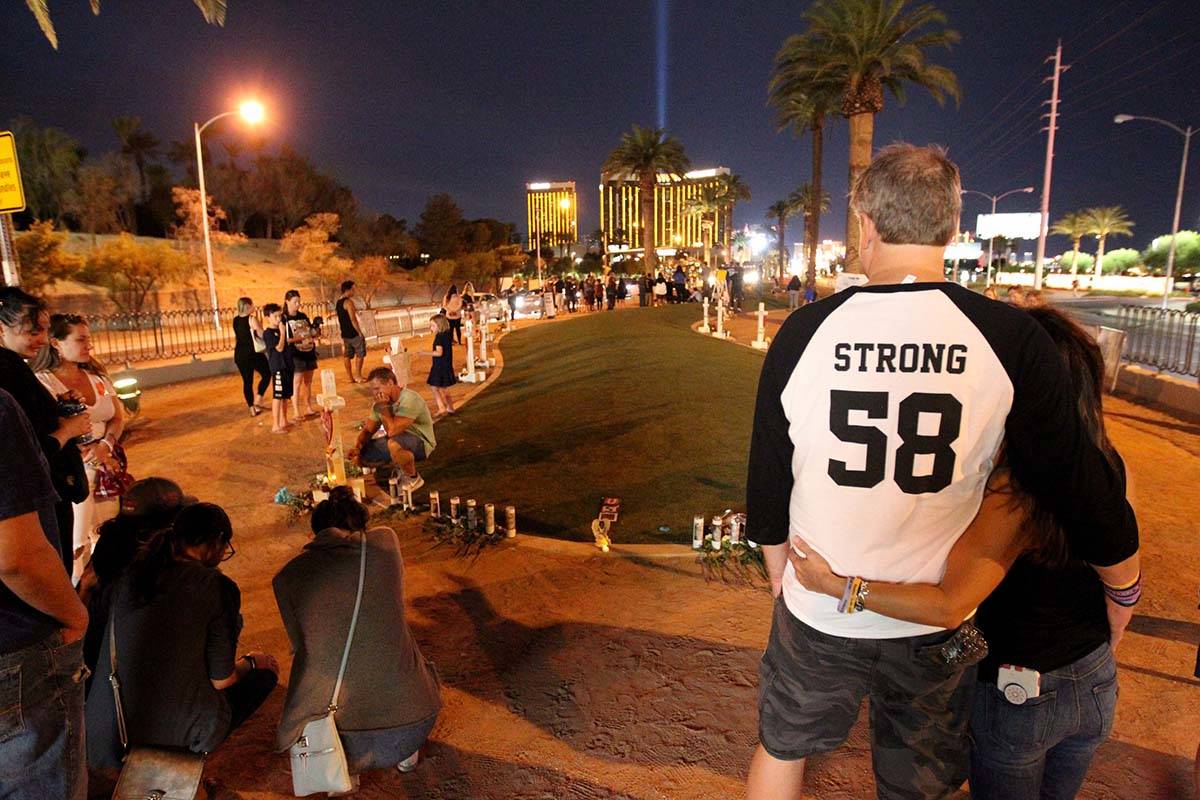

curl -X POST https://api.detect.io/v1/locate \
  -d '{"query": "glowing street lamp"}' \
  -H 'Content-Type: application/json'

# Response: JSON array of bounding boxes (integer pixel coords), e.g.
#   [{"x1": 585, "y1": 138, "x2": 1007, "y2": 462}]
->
[
  {"x1": 194, "y1": 100, "x2": 265, "y2": 328},
  {"x1": 961, "y1": 186, "x2": 1035, "y2": 286},
  {"x1": 1115, "y1": 113, "x2": 1194, "y2": 308}
]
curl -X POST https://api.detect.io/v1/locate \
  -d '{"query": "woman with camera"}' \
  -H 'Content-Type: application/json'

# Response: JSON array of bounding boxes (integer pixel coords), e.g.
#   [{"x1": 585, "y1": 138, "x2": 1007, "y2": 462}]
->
[
  {"x1": 784, "y1": 306, "x2": 1140, "y2": 800},
  {"x1": 273, "y1": 486, "x2": 441, "y2": 785},
  {"x1": 31, "y1": 314, "x2": 126, "y2": 583},
  {"x1": 282, "y1": 289, "x2": 321, "y2": 420},
  {"x1": 0, "y1": 288, "x2": 92, "y2": 571}
]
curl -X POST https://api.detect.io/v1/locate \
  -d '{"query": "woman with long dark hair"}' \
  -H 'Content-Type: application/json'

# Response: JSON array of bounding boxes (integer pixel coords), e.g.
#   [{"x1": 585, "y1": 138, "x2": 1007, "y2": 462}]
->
[
  {"x1": 85, "y1": 502, "x2": 278, "y2": 769},
  {"x1": 31, "y1": 314, "x2": 125, "y2": 583},
  {"x1": 274, "y1": 486, "x2": 440, "y2": 784},
  {"x1": 0, "y1": 288, "x2": 91, "y2": 569},
  {"x1": 232, "y1": 297, "x2": 270, "y2": 416},
  {"x1": 787, "y1": 306, "x2": 1140, "y2": 800}
]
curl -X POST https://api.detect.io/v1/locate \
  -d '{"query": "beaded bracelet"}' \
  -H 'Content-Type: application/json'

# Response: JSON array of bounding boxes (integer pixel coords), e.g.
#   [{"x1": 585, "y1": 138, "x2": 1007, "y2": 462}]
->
[{"x1": 1103, "y1": 573, "x2": 1142, "y2": 607}]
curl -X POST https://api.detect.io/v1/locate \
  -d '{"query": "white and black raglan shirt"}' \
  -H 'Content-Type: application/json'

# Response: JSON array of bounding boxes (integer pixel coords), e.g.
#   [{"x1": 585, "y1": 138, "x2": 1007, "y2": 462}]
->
[{"x1": 746, "y1": 282, "x2": 1138, "y2": 639}]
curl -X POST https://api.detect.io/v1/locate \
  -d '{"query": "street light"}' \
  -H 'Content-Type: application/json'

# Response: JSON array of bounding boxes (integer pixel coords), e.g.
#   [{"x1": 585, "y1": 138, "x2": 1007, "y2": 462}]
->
[
  {"x1": 1114, "y1": 113, "x2": 1194, "y2": 309},
  {"x1": 194, "y1": 101, "x2": 265, "y2": 328},
  {"x1": 961, "y1": 186, "x2": 1035, "y2": 286}
]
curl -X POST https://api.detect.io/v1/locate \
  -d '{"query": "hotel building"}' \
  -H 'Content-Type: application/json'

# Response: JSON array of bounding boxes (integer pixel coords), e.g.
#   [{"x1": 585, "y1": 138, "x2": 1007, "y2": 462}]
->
[
  {"x1": 525, "y1": 181, "x2": 577, "y2": 253},
  {"x1": 598, "y1": 167, "x2": 732, "y2": 257}
]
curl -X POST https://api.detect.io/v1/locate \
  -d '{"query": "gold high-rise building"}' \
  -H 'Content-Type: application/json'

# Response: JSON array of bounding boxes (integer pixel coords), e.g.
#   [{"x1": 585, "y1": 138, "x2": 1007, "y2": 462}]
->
[
  {"x1": 598, "y1": 167, "x2": 732, "y2": 256},
  {"x1": 525, "y1": 181, "x2": 577, "y2": 252}
]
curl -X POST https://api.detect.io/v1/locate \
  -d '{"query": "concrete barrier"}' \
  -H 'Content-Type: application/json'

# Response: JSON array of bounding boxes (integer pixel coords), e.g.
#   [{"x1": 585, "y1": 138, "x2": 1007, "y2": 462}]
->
[{"x1": 1113, "y1": 364, "x2": 1199, "y2": 422}]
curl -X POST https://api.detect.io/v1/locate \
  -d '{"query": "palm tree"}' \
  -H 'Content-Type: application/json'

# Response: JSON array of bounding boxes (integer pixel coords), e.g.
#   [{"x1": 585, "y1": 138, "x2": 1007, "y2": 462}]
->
[
  {"x1": 716, "y1": 173, "x2": 751, "y2": 243},
  {"x1": 1050, "y1": 211, "x2": 1092, "y2": 277},
  {"x1": 1083, "y1": 206, "x2": 1134, "y2": 280},
  {"x1": 603, "y1": 126, "x2": 690, "y2": 273},
  {"x1": 26, "y1": 0, "x2": 227, "y2": 49},
  {"x1": 685, "y1": 186, "x2": 725, "y2": 272},
  {"x1": 112, "y1": 116, "x2": 160, "y2": 204},
  {"x1": 789, "y1": 184, "x2": 833, "y2": 290},
  {"x1": 770, "y1": 48, "x2": 842, "y2": 290},
  {"x1": 781, "y1": 0, "x2": 960, "y2": 272},
  {"x1": 767, "y1": 199, "x2": 795, "y2": 282}
]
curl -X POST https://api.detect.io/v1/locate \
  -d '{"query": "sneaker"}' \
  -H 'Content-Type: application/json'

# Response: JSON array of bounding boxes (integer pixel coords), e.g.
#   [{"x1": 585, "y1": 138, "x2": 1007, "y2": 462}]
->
[
  {"x1": 397, "y1": 751, "x2": 420, "y2": 773},
  {"x1": 401, "y1": 473, "x2": 424, "y2": 492}
]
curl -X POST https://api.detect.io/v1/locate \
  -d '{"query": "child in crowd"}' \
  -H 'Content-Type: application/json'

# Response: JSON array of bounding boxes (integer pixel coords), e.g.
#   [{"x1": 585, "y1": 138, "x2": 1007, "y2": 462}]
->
[
  {"x1": 261, "y1": 303, "x2": 292, "y2": 433},
  {"x1": 421, "y1": 314, "x2": 457, "y2": 416}
]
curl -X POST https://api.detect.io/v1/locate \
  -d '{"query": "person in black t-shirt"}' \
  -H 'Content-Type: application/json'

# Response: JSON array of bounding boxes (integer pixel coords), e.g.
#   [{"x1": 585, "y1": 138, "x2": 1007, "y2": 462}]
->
[
  {"x1": 282, "y1": 289, "x2": 320, "y2": 420},
  {"x1": 786, "y1": 305, "x2": 1140, "y2": 800},
  {"x1": 336, "y1": 280, "x2": 367, "y2": 385},
  {"x1": 0, "y1": 288, "x2": 92, "y2": 570},
  {"x1": 85, "y1": 502, "x2": 279, "y2": 770},
  {"x1": 261, "y1": 303, "x2": 292, "y2": 434},
  {"x1": 0, "y1": 388, "x2": 90, "y2": 800}
]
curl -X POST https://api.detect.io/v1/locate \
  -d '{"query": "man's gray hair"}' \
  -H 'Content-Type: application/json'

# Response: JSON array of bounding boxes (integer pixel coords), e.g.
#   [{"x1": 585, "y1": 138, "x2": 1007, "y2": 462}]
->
[{"x1": 851, "y1": 143, "x2": 961, "y2": 247}]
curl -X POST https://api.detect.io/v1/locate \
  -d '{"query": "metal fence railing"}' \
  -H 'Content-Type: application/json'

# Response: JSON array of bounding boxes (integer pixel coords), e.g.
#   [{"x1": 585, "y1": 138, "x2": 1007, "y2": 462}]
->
[
  {"x1": 87, "y1": 301, "x2": 336, "y2": 367},
  {"x1": 1113, "y1": 305, "x2": 1200, "y2": 378}
]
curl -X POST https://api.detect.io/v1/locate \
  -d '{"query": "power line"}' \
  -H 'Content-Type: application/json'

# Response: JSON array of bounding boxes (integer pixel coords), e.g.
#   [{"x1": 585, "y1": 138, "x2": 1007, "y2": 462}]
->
[
  {"x1": 1071, "y1": 0, "x2": 1170, "y2": 66},
  {"x1": 1069, "y1": 25, "x2": 1193, "y2": 94},
  {"x1": 1063, "y1": 1, "x2": 1129, "y2": 49},
  {"x1": 954, "y1": 94, "x2": 1045, "y2": 171},
  {"x1": 956, "y1": 106, "x2": 1045, "y2": 177},
  {"x1": 1067, "y1": 38, "x2": 1200, "y2": 111}
]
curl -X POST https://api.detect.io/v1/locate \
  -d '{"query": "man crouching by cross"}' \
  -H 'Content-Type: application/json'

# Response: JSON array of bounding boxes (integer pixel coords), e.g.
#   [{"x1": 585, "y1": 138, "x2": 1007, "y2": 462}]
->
[{"x1": 348, "y1": 367, "x2": 437, "y2": 493}]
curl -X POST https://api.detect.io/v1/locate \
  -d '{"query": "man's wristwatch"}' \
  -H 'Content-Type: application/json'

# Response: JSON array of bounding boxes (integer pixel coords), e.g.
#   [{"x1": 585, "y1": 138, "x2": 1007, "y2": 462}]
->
[{"x1": 239, "y1": 653, "x2": 257, "y2": 671}]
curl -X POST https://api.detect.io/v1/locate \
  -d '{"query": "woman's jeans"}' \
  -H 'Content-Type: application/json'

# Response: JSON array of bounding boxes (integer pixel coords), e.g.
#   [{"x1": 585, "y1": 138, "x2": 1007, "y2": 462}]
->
[
  {"x1": 341, "y1": 713, "x2": 438, "y2": 773},
  {"x1": 0, "y1": 633, "x2": 87, "y2": 800},
  {"x1": 969, "y1": 642, "x2": 1118, "y2": 800}
]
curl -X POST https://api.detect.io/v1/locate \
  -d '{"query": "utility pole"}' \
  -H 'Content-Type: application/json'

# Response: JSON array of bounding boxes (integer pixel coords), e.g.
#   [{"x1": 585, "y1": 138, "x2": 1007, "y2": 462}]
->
[
  {"x1": 0, "y1": 215, "x2": 20, "y2": 286},
  {"x1": 1034, "y1": 40, "x2": 1067, "y2": 291}
]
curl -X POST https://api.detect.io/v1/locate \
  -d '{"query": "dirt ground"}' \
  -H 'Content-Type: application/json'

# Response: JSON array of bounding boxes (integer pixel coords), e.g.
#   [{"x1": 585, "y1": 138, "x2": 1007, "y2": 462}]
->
[{"x1": 102, "y1": 308, "x2": 1200, "y2": 799}]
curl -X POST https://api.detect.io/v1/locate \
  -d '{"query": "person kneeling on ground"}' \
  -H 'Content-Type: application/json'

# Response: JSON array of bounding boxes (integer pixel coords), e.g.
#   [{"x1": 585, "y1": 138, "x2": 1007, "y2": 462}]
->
[
  {"x1": 274, "y1": 486, "x2": 441, "y2": 787},
  {"x1": 350, "y1": 367, "x2": 437, "y2": 493},
  {"x1": 85, "y1": 502, "x2": 279, "y2": 771}
]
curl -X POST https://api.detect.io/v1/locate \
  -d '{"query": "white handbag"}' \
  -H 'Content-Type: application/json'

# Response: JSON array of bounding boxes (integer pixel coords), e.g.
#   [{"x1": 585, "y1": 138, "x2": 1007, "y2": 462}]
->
[{"x1": 288, "y1": 532, "x2": 368, "y2": 797}]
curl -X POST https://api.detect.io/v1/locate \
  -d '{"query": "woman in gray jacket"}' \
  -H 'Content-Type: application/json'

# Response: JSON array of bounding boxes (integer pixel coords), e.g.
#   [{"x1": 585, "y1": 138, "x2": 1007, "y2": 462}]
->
[{"x1": 273, "y1": 487, "x2": 441, "y2": 782}]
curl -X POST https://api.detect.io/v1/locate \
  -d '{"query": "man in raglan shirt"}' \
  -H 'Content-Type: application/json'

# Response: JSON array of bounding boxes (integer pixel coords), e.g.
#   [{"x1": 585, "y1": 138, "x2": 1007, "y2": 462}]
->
[{"x1": 744, "y1": 144, "x2": 1139, "y2": 800}]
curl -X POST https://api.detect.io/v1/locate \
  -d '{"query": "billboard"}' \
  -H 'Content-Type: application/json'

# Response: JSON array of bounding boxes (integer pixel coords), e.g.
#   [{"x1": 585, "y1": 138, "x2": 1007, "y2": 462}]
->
[
  {"x1": 976, "y1": 212, "x2": 1041, "y2": 240},
  {"x1": 944, "y1": 241, "x2": 983, "y2": 262}
]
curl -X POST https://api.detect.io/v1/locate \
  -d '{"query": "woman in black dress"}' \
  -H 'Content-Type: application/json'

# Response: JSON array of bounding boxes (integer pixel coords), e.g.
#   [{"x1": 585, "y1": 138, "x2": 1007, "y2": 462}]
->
[
  {"x1": 421, "y1": 314, "x2": 457, "y2": 416},
  {"x1": 232, "y1": 297, "x2": 270, "y2": 416}
]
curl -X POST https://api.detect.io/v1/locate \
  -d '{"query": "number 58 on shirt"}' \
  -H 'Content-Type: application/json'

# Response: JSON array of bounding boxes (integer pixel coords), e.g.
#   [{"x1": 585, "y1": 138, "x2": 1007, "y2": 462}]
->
[{"x1": 828, "y1": 389, "x2": 963, "y2": 494}]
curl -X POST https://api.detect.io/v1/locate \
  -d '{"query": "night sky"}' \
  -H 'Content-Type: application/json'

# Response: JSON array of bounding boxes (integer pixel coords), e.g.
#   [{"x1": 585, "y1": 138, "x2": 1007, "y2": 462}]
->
[{"x1": 3, "y1": 0, "x2": 1198, "y2": 254}]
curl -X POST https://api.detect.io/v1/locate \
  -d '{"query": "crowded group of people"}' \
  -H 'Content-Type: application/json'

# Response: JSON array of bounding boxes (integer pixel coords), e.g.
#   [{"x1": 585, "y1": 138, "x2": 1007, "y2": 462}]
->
[
  {"x1": 0, "y1": 281, "x2": 450, "y2": 799},
  {"x1": 745, "y1": 144, "x2": 1140, "y2": 800}
]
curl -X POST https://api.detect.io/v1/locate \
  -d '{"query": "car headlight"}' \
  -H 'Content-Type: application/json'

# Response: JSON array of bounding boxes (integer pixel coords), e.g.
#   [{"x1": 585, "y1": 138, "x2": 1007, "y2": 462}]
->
[{"x1": 515, "y1": 296, "x2": 525, "y2": 309}]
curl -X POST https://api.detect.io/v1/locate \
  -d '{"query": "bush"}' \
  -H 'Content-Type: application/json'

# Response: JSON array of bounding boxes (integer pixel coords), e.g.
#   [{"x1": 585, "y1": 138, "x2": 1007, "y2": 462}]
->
[
  {"x1": 79, "y1": 234, "x2": 194, "y2": 313},
  {"x1": 14, "y1": 220, "x2": 82, "y2": 292},
  {"x1": 1053, "y1": 251, "x2": 1093, "y2": 273},
  {"x1": 1186, "y1": 300, "x2": 1200, "y2": 314},
  {"x1": 1142, "y1": 231, "x2": 1200, "y2": 275},
  {"x1": 1100, "y1": 247, "x2": 1141, "y2": 275}
]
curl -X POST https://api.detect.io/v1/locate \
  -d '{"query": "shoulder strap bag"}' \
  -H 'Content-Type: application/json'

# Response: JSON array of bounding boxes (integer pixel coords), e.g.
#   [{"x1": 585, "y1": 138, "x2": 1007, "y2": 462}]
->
[
  {"x1": 109, "y1": 590, "x2": 206, "y2": 800},
  {"x1": 288, "y1": 531, "x2": 368, "y2": 797}
]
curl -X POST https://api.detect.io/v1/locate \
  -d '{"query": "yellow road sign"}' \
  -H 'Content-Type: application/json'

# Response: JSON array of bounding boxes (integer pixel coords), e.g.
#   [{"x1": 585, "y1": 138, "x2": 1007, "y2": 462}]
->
[{"x1": 0, "y1": 133, "x2": 26, "y2": 215}]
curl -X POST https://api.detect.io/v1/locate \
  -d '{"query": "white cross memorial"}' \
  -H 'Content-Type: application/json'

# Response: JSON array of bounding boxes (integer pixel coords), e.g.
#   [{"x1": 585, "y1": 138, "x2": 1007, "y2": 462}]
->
[
  {"x1": 460, "y1": 317, "x2": 482, "y2": 383},
  {"x1": 751, "y1": 302, "x2": 769, "y2": 350},
  {"x1": 316, "y1": 368, "x2": 348, "y2": 486},
  {"x1": 382, "y1": 335, "x2": 411, "y2": 385},
  {"x1": 714, "y1": 300, "x2": 729, "y2": 339},
  {"x1": 477, "y1": 318, "x2": 494, "y2": 368},
  {"x1": 699, "y1": 297, "x2": 712, "y2": 334}
]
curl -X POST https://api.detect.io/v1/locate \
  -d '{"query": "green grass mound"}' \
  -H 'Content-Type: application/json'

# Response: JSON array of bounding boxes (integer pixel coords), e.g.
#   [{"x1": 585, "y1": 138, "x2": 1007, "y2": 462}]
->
[{"x1": 423, "y1": 305, "x2": 765, "y2": 544}]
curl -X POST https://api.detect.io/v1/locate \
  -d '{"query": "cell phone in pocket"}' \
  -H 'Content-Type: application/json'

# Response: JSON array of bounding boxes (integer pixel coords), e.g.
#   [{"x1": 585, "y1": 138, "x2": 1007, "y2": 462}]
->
[{"x1": 997, "y1": 664, "x2": 1041, "y2": 705}]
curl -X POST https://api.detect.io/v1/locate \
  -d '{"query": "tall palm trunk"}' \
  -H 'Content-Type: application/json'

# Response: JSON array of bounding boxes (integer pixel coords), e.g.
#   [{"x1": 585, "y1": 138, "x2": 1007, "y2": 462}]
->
[
  {"x1": 777, "y1": 214, "x2": 788, "y2": 283},
  {"x1": 844, "y1": 111, "x2": 875, "y2": 273},
  {"x1": 1094, "y1": 235, "x2": 1107, "y2": 281},
  {"x1": 1070, "y1": 238, "x2": 1081, "y2": 276},
  {"x1": 806, "y1": 118, "x2": 825, "y2": 293},
  {"x1": 641, "y1": 171, "x2": 656, "y2": 274}
]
